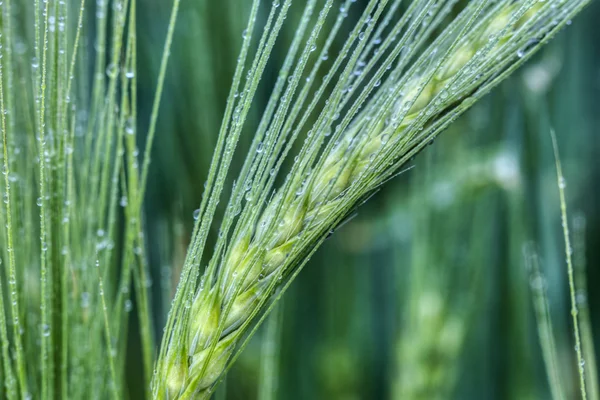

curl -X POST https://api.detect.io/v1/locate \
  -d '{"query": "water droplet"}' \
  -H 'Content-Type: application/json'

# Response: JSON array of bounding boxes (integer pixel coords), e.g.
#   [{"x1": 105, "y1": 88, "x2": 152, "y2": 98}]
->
[
  {"x1": 125, "y1": 117, "x2": 135, "y2": 135},
  {"x1": 42, "y1": 324, "x2": 50, "y2": 337},
  {"x1": 106, "y1": 63, "x2": 119, "y2": 78},
  {"x1": 256, "y1": 142, "x2": 264, "y2": 153},
  {"x1": 193, "y1": 209, "x2": 200, "y2": 220},
  {"x1": 124, "y1": 300, "x2": 133, "y2": 312},
  {"x1": 558, "y1": 177, "x2": 566, "y2": 189},
  {"x1": 37, "y1": 197, "x2": 43, "y2": 207}
]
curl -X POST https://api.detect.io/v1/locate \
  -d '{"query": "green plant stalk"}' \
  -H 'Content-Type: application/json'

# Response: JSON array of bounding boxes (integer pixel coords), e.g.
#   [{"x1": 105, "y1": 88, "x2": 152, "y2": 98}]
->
[
  {"x1": 49, "y1": 1, "x2": 69, "y2": 395},
  {"x1": 551, "y1": 130, "x2": 587, "y2": 400},
  {"x1": 0, "y1": 2, "x2": 25, "y2": 393},
  {"x1": 38, "y1": 0, "x2": 53, "y2": 396},
  {"x1": 0, "y1": 7, "x2": 29, "y2": 399},
  {"x1": 0, "y1": 0, "x2": 177, "y2": 395},
  {"x1": 158, "y1": 1, "x2": 588, "y2": 398}
]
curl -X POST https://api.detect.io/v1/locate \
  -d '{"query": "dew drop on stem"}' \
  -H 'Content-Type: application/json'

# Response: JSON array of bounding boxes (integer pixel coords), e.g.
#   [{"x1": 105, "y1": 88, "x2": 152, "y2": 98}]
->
[
  {"x1": 559, "y1": 176, "x2": 566, "y2": 189},
  {"x1": 106, "y1": 63, "x2": 119, "y2": 78}
]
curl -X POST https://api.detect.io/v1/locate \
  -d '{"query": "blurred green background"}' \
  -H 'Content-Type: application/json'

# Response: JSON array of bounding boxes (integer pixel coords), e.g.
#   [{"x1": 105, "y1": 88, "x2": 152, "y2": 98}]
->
[{"x1": 129, "y1": 1, "x2": 600, "y2": 399}]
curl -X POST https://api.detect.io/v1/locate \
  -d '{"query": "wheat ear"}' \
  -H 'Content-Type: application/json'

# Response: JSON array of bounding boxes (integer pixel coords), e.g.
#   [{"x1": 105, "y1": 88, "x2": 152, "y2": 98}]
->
[{"x1": 154, "y1": 1, "x2": 588, "y2": 398}]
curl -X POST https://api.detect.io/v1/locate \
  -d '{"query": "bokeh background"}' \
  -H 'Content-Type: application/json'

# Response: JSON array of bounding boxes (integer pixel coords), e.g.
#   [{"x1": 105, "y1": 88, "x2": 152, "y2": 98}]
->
[{"x1": 127, "y1": 1, "x2": 600, "y2": 398}]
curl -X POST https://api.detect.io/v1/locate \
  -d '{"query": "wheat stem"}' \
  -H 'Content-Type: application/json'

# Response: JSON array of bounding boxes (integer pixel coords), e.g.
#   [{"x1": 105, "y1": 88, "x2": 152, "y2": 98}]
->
[{"x1": 551, "y1": 130, "x2": 587, "y2": 400}]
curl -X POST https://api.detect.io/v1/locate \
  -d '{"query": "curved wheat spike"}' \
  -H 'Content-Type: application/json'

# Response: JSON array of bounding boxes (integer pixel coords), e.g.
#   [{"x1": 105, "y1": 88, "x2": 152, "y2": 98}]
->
[{"x1": 153, "y1": 1, "x2": 589, "y2": 398}]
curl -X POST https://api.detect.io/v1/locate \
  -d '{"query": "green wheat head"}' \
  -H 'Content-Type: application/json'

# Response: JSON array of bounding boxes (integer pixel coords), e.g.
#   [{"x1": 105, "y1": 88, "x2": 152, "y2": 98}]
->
[{"x1": 153, "y1": 0, "x2": 589, "y2": 398}]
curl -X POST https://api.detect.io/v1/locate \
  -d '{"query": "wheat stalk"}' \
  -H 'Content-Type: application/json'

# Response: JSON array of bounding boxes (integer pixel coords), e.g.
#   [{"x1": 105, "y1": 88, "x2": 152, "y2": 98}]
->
[
  {"x1": 154, "y1": 0, "x2": 588, "y2": 398},
  {"x1": 0, "y1": 0, "x2": 165, "y2": 396}
]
